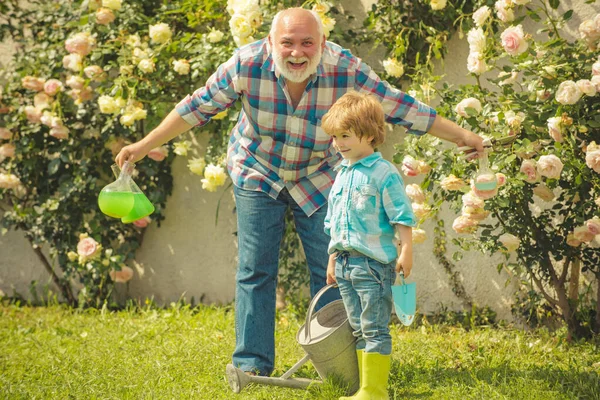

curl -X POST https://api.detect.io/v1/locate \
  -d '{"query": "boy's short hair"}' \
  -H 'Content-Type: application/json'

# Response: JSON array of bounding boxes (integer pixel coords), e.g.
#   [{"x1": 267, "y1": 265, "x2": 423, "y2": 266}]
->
[{"x1": 321, "y1": 90, "x2": 386, "y2": 148}]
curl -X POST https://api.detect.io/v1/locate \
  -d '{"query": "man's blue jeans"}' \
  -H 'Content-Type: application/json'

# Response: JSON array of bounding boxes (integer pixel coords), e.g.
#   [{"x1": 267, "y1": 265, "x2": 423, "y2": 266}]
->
[
  {"x1": 335, "y1": 252, "x2": 395, "y2": 355},
  {"x1": 232, "y1": 186, "x2": 340, "y2": 376}
]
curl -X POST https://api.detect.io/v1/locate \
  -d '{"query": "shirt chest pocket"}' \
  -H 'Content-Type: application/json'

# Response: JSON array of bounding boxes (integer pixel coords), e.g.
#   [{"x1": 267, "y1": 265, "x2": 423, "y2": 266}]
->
[{"x1": 353, "y1": 184, "x2": 378, "y2": 212}]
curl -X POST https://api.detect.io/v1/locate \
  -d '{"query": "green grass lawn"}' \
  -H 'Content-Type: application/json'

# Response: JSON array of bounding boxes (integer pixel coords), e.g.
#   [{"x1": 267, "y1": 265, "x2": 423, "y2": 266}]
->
[{"x1": 0, "y1": 304, "x2": 598, "y2": 400}]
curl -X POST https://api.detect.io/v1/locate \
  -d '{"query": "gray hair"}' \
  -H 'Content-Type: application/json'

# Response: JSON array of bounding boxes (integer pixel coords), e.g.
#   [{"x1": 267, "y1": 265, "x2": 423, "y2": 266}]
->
[{"x1": 269, "y1": 8, "x2": 324, "y2": 39}]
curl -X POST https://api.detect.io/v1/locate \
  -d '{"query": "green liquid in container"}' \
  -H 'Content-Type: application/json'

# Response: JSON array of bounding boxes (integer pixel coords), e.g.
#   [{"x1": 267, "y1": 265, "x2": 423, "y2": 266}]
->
[
  {"x1": 121, "y1": 193, "x2": 155, "y2": 223},
  {"x1": 474, "y1": 181, "x2": 498, "y2": 191},
  {"x1": 98, "y1": 191, "x2": 135, "y2": 218}
]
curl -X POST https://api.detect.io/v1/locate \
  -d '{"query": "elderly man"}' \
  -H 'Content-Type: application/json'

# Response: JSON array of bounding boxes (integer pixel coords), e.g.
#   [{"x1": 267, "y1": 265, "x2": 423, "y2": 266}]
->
[{"x1": 115, "y1": 8, "x2": 483, "y2": 376}]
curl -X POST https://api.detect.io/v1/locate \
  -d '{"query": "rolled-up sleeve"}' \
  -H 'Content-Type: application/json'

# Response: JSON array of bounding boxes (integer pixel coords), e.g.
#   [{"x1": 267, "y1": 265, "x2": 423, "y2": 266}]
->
[
  {"x1": 354, "y1": 61, "x2": 436, "y2": 136},
  {"x1": 381, "y1": 173, "x2": 417, "y2": 227},
  {"x1": 176, "y1": 52, "x2": 242, "y2": 127}
]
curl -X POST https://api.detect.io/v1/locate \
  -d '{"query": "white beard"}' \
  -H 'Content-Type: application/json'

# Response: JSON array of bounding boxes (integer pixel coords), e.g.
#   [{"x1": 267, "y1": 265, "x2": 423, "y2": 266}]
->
[{"x1": 272, "y1": 46, "x2": 322, "y2": 83}]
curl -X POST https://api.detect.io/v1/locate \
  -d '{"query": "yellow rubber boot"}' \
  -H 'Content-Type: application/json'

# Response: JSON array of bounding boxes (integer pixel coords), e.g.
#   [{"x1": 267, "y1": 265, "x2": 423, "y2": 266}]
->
[
  {"x1": 339, "y1": 349, "x2": 363, "y2": 399},
  {"x1": 351, "y1": 352, "x2": 391, "y2": 400}
]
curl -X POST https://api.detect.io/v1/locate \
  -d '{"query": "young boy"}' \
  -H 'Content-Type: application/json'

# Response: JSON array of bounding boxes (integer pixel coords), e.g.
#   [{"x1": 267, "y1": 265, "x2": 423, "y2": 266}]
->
[{"x1": 322, "y1": 91, "x2": 416, "y2": 400}]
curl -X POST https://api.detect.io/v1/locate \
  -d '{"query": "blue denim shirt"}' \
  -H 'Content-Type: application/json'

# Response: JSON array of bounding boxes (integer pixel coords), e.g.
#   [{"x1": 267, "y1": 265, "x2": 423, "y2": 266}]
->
[{"x1": 324, "y1": 152, "x2": 416, "y2": 264}]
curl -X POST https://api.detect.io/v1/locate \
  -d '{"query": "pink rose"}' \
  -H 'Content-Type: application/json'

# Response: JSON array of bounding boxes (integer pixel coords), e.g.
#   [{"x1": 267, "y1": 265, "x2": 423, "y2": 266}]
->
[
  {"x1": 452, "y1": 215, "x2": 479, "y2": 234},
  {"x1": 532, "y1": 184, "x2": 555, "y2": 202},
  {"x1": 21, "y1": 76, "x2": 45, "y2": 91},
  {"x1": 66, "y1": 75, "x2": 85, "y2": 90},
  {"x1": 96, "y1": 8, "x2": 115, "y2": 25},
  {"x1": 65, "y1": 32, "x2": 96, "y2": 56},
  {"x1": 501, "y1": 25, "x2": 528, "y2": 56},
  {"x1": 573, "y1": 225, "x2": 595, "y2": 243},
  {"x1": 50, "y1": 125, "x2": 69, "y2": 140},
  {"x1": 43, "y1": 79, "x2": 63, "y2": 96},
  {"x1": 405, "y1": 184, "x2": 425, "y2": 203},
  {"x1": 0, "y1": 143, "x2": 15, "y2": 160},
  {"x1": 133, "y1": 216, "x2": 152, "y2": 228},
  {"x1": 0, "y1": 173, "x2": 21, "y2": 189},
  {"x1": 441, "y1": 175, "x2": 467, "y2": 191},
  {"x1": 586, "y1": 217, "x2": 600, "y2": 235},
  {"x1": 62, "y1": 54, "x2": 83, "y2": 72},
  {"x1": 24, "y1": 106, "x2": 43, "y2": 123},
  {"x1": 412, "y1": 203, "x2": 431, "y2": 218},
  {"x1": 0, "y1": 128, "x2": 12, "y2": 140},
  {"x1": 536, "y1": 155, "x2": 563, "y2": 180},
  {"x1": 401, "y1": 155, "x2": 419, "y2": 176},
  {"x1": 455, "y1": 98, "x2": 482, "y2": 118},
  {"x1": 84, "y1": 65, "x2": 106, "y2": 81},
  {"x1": 69, "y1": 87, "x2": 94, "y2": 105},
  {"x1": 520, "y1": 159, "x2": 539, "y2": 183},
  {"x1": 462, "y1": 191, "x2": 484, "y2": 208},
  {"x1": 547, "y1": 117, "x2": 563, "y2": 142},
  {"x1": 585, "y1": 141, "x2": 600, "y2": 173},
  {"x1": 110, "y1": 266, "x2": 134, "y2": 283},
  {"x1": 566, "y1": 233, "x2": 581, "y2": 247},
  {"x1": 148, "y1": 146, "x2": 168, "y2": 161},
  {"x1": 593, "y1": 60, "x2": 600, "y2": 76},
  {"x1": 461, "y1": 205, "x2": 489, "y2": 221},
  {"x1": 34, "y1": 92, "x2": 52, "y2": 109},
  {"x1": 77, "y1": 237, "x2": 100, "y2": 258},
  {"x1": 495, "y1": 173, "x2": 507, "y2": 187}
]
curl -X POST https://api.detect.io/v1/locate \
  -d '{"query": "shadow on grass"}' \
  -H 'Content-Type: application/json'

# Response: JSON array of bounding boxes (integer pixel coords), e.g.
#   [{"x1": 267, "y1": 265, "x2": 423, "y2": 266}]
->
[{"x1": 389, "y1": 362, "x2": 600, "y2": 399}]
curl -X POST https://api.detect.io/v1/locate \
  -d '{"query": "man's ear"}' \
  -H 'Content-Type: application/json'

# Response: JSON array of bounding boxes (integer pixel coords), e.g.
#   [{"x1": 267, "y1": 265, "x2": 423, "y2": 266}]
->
[
  {"x1": 321, "y1": 34, "x2": 326, "y2": 50},
  {"x1": 268, "y1": 34, "x2": 272, "y2": 46}
]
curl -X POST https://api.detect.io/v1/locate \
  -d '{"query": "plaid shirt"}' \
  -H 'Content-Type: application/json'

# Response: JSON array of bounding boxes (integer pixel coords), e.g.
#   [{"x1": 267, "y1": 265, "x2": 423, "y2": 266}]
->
[
  {"x1": 324, "y1": 152, "x2": 416, "y2": 264},
  {"x1": 176, "y1": 39, "x2": 436, "y2": 216}
]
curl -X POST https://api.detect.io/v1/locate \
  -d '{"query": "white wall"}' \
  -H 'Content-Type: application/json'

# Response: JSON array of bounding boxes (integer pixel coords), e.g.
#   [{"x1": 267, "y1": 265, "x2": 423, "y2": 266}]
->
[{"x1": 2, "y1": 1, "x2": 598, "y2": 322}]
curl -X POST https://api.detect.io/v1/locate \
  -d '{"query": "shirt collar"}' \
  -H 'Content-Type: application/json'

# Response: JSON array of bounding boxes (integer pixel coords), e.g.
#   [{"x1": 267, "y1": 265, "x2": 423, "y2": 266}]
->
[{"x1": 339, "y1": 152, "x2": 382, "y2": 169}]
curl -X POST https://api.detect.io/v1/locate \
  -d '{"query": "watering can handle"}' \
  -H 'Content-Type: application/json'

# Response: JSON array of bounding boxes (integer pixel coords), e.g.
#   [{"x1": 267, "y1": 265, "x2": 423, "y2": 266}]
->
[{"x1": 304, "y1": 283, "x2": 338, "y2": 342}]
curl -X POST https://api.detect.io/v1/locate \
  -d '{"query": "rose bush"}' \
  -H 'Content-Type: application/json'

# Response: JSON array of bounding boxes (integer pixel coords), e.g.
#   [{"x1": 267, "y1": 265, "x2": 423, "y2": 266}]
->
[
  {"x1": 0, "y1": 0, "x2": 340, "y2": 307},
  {"x1": 372, "y1": 0, "x2": 599, "y2": 338}
]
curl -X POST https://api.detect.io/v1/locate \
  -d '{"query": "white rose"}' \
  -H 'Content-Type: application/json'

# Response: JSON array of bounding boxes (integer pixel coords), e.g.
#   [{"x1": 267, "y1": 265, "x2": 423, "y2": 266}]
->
[
  {"x1": 555, "y1": 80, "x2": 583, "y2": 105},
  {"x1": 412, "y1": 229, "x2": 427, "y2": 244},
  {"x1": 149, "y1": 23, "x2": 172, "y2": 44},
  {"x1": 173, "y1": 59, "x2": 190, "y2": 75},
  {"x1": 473, "y1": 6, "x2": 491, "y2": 27},
  {"x1": 229, "y1": 14, "x2": 252, "y2": 39},
  {"x1": 246, "y1": 10, "x2": 263, "y2": 29},
  {"x1": 495, "y1": 0, "x2": 515, "y2": 23},
  {"x1": 62, "y1": 54, "x2": 83, "y2": 72},
  {"x1": 467, "y1": 28, "x2": 486, "y2": 53},
  {"x1": 102, "y1": 0, "x2": 122, "y2": 11},
  {"x1": 382, "y1": 58, "x2": 404, "y2": 78},
  {"x1": 137, "y1": 59, "x2": 155, "y2": 74},
  {"x1": 537, "y1": 154, "x2": 563, "y2": 180},
  {"x1": 405, "y1": 184, "x2": 426, "y2": 203},
  {"x1": 97, "y1": 95, "x2": 120, "y2": 114},
  {"x1": 207, "y1": 29, "x2": 224, "y2": 43},
  {"x1": 430, "y1": 0, "x2": 447, "y2": 11},
  {"x1": 505, "y1": 111, "x2": 525, "y2": 129},
  {"x1": 576, "y1": 79, "x2": 597, "y2": 96},
  {"x1": 455, "y1": 97, "x2": 482, "y2": 118},
  {"x1": 202, "y1": 164, "x2": 227, "y2": 192},
  {"x1": 467, "y1": 51, "x2": 487, "y2": 75},
  {"x1": 593, "y1": 60, "x2": 600, "y2": 76},
  {"x1": 188, "y1": 158, "x2": 206, "y2": 176},
  {"x1": 591, "y1": 75, "x2": 600, "y2": 92},
  {"x1": 320, "y1": 15, "x2": 336, "y2": 37}
]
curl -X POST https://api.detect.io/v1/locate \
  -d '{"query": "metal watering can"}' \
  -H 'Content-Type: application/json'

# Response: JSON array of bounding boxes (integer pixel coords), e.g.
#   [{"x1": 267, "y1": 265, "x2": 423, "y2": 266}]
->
[{"x1": 226, "y1": 284, "x2": 359, "y2": 394}]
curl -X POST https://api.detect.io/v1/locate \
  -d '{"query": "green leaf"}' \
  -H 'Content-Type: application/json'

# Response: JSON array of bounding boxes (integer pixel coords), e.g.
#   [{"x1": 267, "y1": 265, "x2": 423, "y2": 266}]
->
[
  {"x1": 549, "y1": 0, "x2": 559, "y2": 9},
  {"x1": 563, "y1": 10, "x2": 573, "y2": 21},
  {"x1": 48, "y1": 158, "x2": 61, "y2": 175}
]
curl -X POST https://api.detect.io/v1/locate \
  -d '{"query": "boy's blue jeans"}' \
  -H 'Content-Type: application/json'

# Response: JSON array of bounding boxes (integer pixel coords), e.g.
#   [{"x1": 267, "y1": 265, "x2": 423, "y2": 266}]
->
[
  {"x1": 335, "y1": 252, "x2": 395, "y2": 355},
  {"x1": 232, "y1": 186, "x2": 340, "y2": 376}
]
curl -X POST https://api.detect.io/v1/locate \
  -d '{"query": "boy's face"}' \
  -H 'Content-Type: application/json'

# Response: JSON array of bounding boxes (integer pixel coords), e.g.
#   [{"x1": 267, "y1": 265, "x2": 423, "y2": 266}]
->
[{"x1": 330, "y1": 131, "x2": 374, "y2": 164}]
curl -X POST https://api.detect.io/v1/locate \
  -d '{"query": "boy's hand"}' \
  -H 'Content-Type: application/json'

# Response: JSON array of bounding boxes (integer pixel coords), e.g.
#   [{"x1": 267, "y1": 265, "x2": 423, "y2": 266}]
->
[
  {"x1": 396, "y1": 246, "x2": 413, "y2": 278},
  {"x1": 326, "y1": 253, "x2": 337, "y2": 284}
]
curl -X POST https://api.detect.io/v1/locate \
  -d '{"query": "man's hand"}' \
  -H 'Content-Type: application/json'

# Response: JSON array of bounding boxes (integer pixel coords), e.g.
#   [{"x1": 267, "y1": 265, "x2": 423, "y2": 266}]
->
[
  {"x1": 115, "y1": 141, "x2": 151, "y2": 168},
  {"x1": 326, "y1": 253, "x2": 337, "y2": 284}
]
